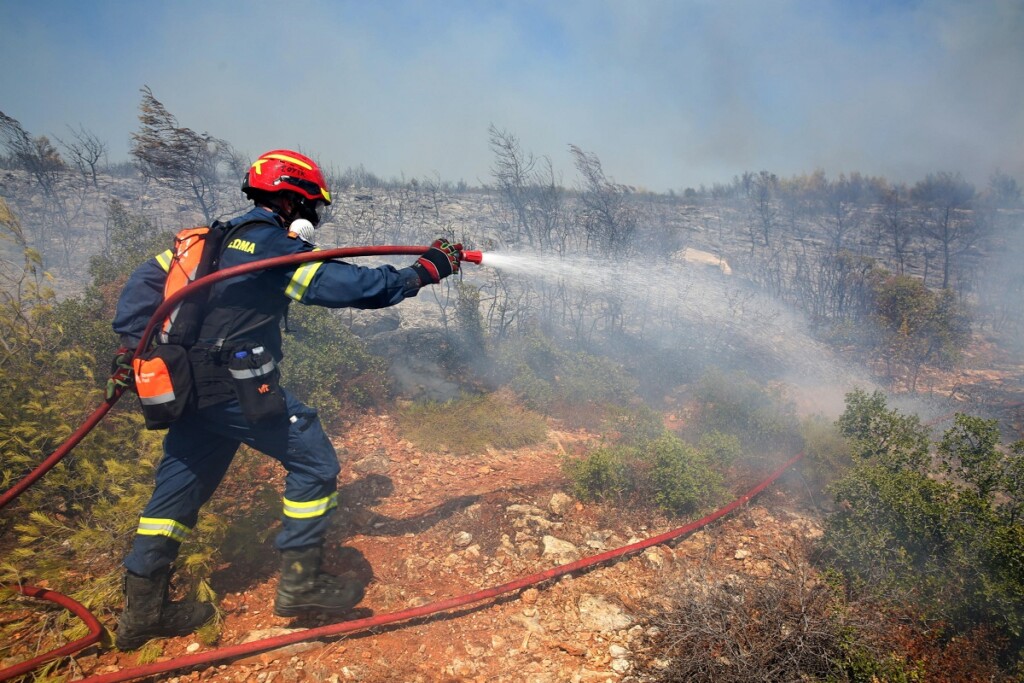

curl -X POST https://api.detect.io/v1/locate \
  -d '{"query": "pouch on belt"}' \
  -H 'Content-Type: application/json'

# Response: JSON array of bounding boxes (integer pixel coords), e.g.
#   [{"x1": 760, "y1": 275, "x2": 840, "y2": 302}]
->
[
  {"x1": 133, "y1": 345, "x2": 194, "y2": 430},
  {"x1": 228, "y1": 346, "x2": 287, "y2": 423}
]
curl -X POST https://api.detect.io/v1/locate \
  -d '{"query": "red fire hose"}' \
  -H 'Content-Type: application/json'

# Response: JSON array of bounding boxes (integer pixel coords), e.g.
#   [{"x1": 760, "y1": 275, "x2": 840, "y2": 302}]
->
[
  {"x1": 0, "y1": 247, "x2": 487, "y2": 512},
  {"x1": 0, "y1": 243, "x2": 802, "y2": 681},
  {"x1": 0, "y1": 246, "x2": 432, "y2": 512},
  {"x1": 3, "y1": 451, "x2": 804, "y2": 683},
  {"x1": 0, "y1": 585, "x2": 104, "y2": 681},
  {"x1": 0, "y1": 452, "x2": 803, "y2": 682}
]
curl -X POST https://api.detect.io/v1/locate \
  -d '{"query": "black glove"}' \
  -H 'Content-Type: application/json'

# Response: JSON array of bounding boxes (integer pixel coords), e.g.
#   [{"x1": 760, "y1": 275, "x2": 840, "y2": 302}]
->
[
  {"x1": 411, "y1": 239, "x2": 462, "y2": 285},
  {"x1": 106, "y1": 347, "x2": 135, "y2": 400}
]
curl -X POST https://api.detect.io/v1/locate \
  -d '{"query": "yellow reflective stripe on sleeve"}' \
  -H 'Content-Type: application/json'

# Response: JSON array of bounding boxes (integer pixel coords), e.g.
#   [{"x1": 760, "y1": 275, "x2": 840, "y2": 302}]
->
[
  {"x1": 136, "y1": 517, "x2": 190, "y2": 542},
  {"x1": 284, "y1": 255, "x2": 324, "y2": 301},
  {"x1": 282, "y1": 492, "x2": 338, "y2": 519},
  {"x1": 155, "y1": 249, "x2": 174, "y2": 272}
]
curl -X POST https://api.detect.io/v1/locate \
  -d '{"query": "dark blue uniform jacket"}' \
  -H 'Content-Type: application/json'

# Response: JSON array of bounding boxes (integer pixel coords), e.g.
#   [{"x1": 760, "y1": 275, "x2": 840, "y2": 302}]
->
[{"x1": 113, "y1": 207, "x2": 422, "y2": 407}]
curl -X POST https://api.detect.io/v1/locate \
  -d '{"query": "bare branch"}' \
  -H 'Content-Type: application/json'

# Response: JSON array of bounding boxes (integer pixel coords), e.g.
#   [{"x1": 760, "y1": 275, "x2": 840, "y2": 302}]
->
[{"x1": 57, "y1": 125, "x2": 107, "y2": 188}]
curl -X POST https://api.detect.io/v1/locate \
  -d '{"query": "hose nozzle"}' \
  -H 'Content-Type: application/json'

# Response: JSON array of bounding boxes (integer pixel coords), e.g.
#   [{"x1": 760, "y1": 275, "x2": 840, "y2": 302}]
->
[{"x1": 461, "y1": 250, "x2": 484, "y2": 265}]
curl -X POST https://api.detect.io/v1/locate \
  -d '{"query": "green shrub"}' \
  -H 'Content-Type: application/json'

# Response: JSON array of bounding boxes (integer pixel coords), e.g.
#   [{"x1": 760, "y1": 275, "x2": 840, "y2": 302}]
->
[
  {"x1": 606, "y1": 404, "x2": 666, "y2": 447},
  {"x1": 0, "y1": 202, "x2": 228, "y2": 658},
  {"x1": 564, "y1": 431, "x2": 722, "y2": 516},
  {"x1": 696, "y1": 430, "x2": 742, "y2": 468},
  {"x1": 938, "y1": 413, "x2": 1002, "y2": 499},
  {"x1": 823, "y1": 392, "x2": 1024, "y2": 666},
  {"x1": 839, "y1": 645, "x2": 927, "y2": 683},
  {"x1": 869, "y1": 274, "x2": 971, "y2": 390},
  {"x1": 397, "y1": 391, "x2": 548, "y2": 456},
  {"x1": 649, "y1": 434, "x2": 723, "y2": 515},
  {"x1": 281, "y1": 305, "x2": 390, "y2": 424},
  {"x1": 836, "y1": 388, "x2": 930, "y2": 471},
  {"x1": 824, "y1": 462, "x2": 953, "y2": 597},
  {"x1": 564, "y1": 445, "x2": 634, "y2": 503},
  {"x1": 691, "y1": 369, "x2": 800, "y2": 451},
  {"x1": 494, "y1": 330, "x2": 637, "y2": 420},
  {"x1": 0, "y1": 291, "x2": 164, "y2": 657},
  {"x1": 799, "y1": 414, "x2": 853, "y2": 494}
]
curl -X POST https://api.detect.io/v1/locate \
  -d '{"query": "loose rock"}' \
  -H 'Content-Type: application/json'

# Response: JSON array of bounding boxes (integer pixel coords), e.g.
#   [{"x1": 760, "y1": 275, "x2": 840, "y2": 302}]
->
[
  {"x1": 549, "y1": 492, "x2": 573, "y2": 516},
  {"x1": 578, "y1": 594, "x2": 633, "y2": 632},
  {"x1": 542, "y1": 535, "x2": 580, "y2": 563}
]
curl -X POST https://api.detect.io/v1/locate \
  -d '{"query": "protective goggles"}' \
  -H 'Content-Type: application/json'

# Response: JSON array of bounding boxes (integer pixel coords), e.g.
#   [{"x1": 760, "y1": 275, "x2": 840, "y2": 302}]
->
[
  {"x1": 294, "y1": 196, "x2": 327, "y2": 226},
  {"x1": 277, "y1": 175, "x2": 332, "y2": 204}
]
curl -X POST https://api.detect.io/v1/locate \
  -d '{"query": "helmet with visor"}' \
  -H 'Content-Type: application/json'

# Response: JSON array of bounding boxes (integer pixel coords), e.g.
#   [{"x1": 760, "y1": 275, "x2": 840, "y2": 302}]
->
[{"x1": 242, "y1": 150, "x2": 331, "y2": 225}]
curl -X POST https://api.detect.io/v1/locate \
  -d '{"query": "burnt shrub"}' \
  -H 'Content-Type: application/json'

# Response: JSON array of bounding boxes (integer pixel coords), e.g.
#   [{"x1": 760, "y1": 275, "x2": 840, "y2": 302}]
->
[{"x1": 633, "y1": 558, "x2": 917, "y2": 682}]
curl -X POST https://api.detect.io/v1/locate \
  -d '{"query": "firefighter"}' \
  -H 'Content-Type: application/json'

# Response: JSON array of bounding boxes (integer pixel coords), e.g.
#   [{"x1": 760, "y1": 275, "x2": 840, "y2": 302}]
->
[{"x1": 109, "y1": 149, "x2": 461, "y2": 650}]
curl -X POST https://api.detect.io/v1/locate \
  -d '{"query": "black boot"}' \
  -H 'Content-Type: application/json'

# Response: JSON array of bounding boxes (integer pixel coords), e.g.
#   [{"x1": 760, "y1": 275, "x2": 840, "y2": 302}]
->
[
  {"x1": 115, "y1": 567, "x2": 215, "y2": 651},
  {"x1": 274, "y1": 546, "x2": 364, "y2": 617}
]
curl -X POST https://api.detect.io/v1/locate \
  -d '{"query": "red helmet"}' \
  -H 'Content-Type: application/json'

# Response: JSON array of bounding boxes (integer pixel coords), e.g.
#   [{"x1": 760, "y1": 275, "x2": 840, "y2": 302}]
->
[{"x1": 242, "y1": 150, "x2": 331, "y2": 205}]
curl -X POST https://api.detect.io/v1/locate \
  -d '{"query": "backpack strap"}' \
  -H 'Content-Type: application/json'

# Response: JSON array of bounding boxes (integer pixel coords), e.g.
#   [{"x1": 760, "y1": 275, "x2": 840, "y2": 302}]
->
[
  {"x1": 161, "y1": 217, "x2": 276, "y2": 347},
  {"x1": 207, "y1": 217, "x2": 268, "y2": 270},
  {"x1": 199, "y1": 217, "x2": 283, "y2": 359}
]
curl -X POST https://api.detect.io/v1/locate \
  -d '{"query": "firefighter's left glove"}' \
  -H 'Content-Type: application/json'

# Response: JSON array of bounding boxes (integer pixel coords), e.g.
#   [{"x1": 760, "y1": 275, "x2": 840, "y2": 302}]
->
[
  {"x1": 411, "y1": 238, "x2": 462, "y2": 285},
  {"x1": 106, "y1": 347, "x2": 135, "y2": 400}
]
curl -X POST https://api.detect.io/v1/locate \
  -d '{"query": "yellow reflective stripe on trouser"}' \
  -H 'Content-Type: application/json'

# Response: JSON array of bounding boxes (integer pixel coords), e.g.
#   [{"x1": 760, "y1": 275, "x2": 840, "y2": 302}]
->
[
  {"x1": 284, "y1": 257, "x2": 324, "y2": 301},
  {"x1": 136, "y1": 517, "x2": 190, "y2": 542},
  {"x1": 155, "y1": 249, "x2": 174, "y2": 272},
  {"x1": 282, "y1": 492, "x2": 338, "y2": 519}
]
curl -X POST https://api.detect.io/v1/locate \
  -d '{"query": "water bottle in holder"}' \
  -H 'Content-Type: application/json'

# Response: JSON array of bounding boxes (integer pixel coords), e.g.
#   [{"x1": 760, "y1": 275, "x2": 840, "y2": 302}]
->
[{"x1": 228, "y1": 345, "x2": 286, "y2": 423}]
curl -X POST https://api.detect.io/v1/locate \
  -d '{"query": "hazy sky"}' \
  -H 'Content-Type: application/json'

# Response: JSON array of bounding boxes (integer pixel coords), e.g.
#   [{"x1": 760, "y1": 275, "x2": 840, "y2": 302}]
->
[{"x1": 1, "y1": 0, "x2": 1021, "y2": 192}]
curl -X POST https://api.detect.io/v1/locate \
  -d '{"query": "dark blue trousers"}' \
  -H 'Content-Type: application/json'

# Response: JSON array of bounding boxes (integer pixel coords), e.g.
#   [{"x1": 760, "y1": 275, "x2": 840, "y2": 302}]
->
[{"x1": 124, "y1": 388, "x2": 341, "y2": 577}]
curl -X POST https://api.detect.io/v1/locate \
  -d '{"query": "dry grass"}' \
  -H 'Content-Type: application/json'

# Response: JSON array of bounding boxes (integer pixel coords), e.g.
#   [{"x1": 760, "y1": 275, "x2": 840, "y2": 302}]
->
[
  {"x1": 633, "y1": 550, "x2": 886, "y2": 683},
  {"x1": 396, "y1": 390, "x2": 548, "y2": 456}
]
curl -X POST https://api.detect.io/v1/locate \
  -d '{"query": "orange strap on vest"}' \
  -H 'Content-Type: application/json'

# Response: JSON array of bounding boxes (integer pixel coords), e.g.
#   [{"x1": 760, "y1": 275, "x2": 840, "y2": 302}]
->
[{"x1": 160, "y1": 226, "x2": 211, "y2": 344}]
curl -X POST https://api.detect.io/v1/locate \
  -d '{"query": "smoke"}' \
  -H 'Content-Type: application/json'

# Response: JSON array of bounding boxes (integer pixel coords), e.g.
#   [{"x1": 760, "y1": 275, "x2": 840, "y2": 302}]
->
[
  {"x1": 975, "y1": 210, "x2": 1024, "y2": 353},
  {"x1": 466, "y1": 249, "x2": 877, "y2": 418}
]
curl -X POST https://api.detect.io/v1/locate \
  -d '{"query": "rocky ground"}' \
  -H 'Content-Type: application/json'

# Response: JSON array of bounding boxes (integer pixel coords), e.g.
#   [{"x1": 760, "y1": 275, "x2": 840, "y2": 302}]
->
[{"x1": 75, "y1": 411, "x2": 817, "y2": 683}]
